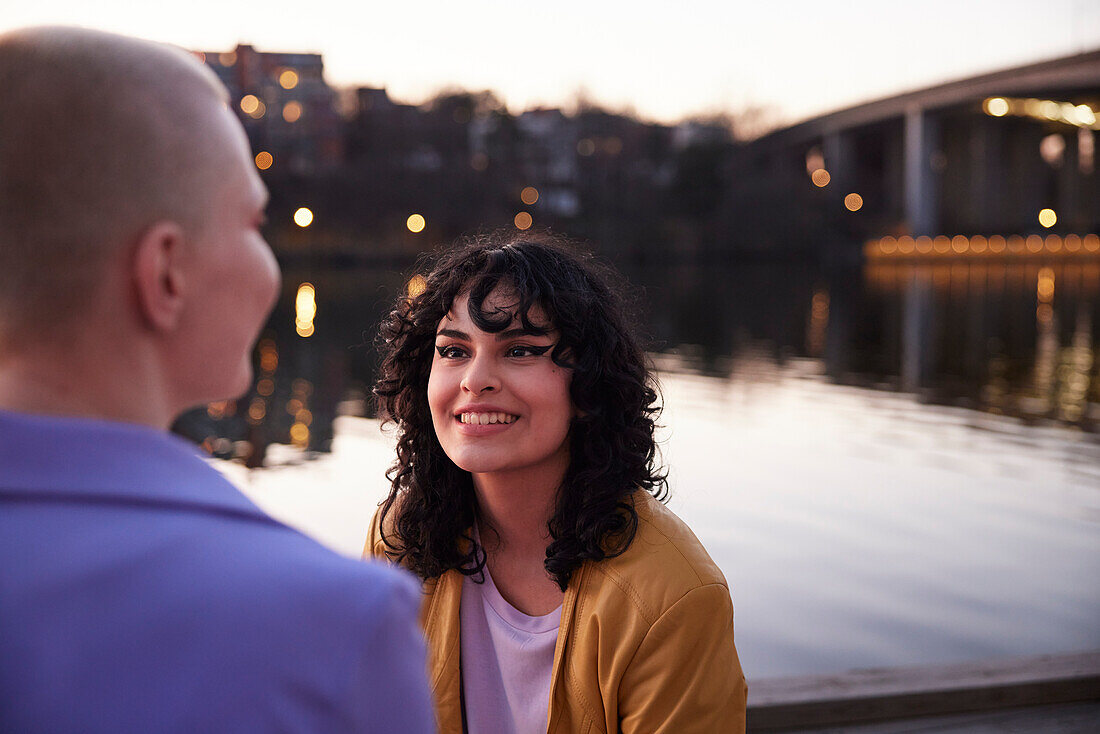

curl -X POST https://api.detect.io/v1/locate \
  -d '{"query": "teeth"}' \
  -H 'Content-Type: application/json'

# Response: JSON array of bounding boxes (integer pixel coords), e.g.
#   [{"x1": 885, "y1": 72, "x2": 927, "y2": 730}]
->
[{"x1": 460, "y1": 412, "x2": 517, "y2": 425}]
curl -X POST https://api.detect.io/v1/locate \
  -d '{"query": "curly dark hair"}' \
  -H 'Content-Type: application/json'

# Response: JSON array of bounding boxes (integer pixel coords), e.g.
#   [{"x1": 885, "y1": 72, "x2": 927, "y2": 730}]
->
[{"x1": 374, "y1": 231, "x2": 666, "y2": 590}]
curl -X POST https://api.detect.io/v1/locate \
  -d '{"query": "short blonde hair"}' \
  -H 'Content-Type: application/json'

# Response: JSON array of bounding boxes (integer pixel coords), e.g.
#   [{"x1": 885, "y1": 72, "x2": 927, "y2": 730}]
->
[{"x1": 0, "y1": 27, "x2": 230, "y2": 344}]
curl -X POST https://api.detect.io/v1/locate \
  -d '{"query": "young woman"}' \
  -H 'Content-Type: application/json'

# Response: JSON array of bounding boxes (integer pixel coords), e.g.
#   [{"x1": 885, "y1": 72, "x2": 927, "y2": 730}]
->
[{"x1": 365, "y1": 232, "x2": 746, "y2": 734}]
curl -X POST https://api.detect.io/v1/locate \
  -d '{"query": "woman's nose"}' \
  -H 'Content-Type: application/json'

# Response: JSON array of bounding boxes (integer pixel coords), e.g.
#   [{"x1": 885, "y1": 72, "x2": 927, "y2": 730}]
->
[{"x1": 460, "y1": 354, "x2": 500, "y2": 394}]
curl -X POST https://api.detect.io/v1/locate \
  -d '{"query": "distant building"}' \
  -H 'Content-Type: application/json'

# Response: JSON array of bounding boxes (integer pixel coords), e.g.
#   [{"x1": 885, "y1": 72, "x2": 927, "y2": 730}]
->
[
  {"x1": 345, "y1": 86, "x2": 423, "y2": 168},
  {"x1": 515, "y1": 109, "x2": 581, "y2": 217},
  {"x1": 197, "y1": 45, "x2": 343, "y2": 174}
]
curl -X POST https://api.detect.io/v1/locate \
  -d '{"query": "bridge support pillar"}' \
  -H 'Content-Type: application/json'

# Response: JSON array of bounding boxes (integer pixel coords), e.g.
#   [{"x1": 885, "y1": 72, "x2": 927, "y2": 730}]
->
[
  {"x1": 901, "y1": 108, "x2": 939, "y2": 391},
  {"x1": 904, "y1": 107, "x2": 941, "y2": 236}
]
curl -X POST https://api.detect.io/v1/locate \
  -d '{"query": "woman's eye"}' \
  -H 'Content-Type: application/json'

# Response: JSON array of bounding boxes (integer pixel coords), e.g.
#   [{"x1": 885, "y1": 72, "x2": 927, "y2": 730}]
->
[
  {"x1": 436, "y1": 345, "x2": 467, "y2": 359},
  {"x1": 507, "y1": 344, "x2": 551, "y2": 358}
]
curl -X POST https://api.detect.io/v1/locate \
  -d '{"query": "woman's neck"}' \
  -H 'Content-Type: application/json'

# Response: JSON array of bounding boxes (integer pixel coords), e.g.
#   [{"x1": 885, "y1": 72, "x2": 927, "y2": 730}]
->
[
  {"x1": 472, "y1": 466, "x2": 566, "y2": 615},
  {"x1": 472, "y1": 467, "x2": 560, "y2": 558}
]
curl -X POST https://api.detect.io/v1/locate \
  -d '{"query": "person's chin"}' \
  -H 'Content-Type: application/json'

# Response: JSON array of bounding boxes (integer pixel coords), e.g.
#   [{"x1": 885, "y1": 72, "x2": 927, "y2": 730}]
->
[{"x1": 448, "y1": 451, "x2": 508, "y2": 476}]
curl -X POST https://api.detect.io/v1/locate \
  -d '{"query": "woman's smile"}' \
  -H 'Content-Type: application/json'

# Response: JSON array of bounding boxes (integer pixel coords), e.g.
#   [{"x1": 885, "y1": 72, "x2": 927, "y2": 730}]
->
[{"x1": 457, "y1": 411, "x2": 518, "y2": 425}]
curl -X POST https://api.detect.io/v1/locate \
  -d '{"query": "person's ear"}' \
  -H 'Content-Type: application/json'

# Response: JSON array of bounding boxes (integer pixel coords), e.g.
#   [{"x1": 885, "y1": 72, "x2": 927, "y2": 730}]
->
[{"x1": 132, "y1": 221, "x2": 187, "y2": 332}]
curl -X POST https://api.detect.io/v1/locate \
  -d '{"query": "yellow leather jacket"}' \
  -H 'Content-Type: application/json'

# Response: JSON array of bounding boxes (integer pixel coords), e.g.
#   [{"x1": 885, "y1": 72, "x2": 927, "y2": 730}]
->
[{"x1": 365, "y1": 491, "x2": 747, "y2": 733}]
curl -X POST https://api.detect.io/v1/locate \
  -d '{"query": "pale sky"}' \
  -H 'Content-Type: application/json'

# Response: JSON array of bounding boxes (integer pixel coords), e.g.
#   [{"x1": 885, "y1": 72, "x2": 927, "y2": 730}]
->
[{"x1": 3, "y1": 1, "x2": 1099, "y2": 126}]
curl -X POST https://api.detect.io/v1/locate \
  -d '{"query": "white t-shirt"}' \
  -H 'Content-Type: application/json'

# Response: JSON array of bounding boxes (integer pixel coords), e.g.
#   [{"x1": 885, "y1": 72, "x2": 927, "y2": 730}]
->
[{"x1": 460, "y1": 560, "x2": 562, "y2": 734}]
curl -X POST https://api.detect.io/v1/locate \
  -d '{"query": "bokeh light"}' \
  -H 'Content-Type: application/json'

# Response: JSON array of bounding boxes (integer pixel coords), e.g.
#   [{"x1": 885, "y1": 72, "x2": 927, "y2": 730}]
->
[
  {"x1": 282, "y1": 101, "x2": 302, "y2": 123},
  {"x1": 406, "y1": 213, "x2": 426, "y2": 233},
  {"x1": 514, "y1": 211, "x2": 533, "y2": 230},
  {"x1": 811, "y1": 169, "x2": 831, "y2": 187},
  {"x1": 520, "y1": 186, "x2": 539, "y2": 205},
  {"x1": 984, "y1": 97, "x2": 1009, "y2": 117},
  {"x1": 290, "y1": 422, "x2": 310, "y2": 446},
  {"x1": 278, "y1": 69, "x2": 299, "y2": 90},
  {"x1": 258, "y1": 339, "x2": 278, "y2": 373},
  {"x1": 240, "y1": 96, "x2": 266, "y2": 119},
  {"x1": 294, "y1": 207, "x2": 314, "y2": 228},
  {"x1": 254, "y1": 151, "x2": 274, "y2": 170},
  {"x1": 295, "y1": 282, "x2": 316, "y2": 338},
  {"x1": 1038, "y1": 208, "x2": 1057, "y2": 228},
  {"x1": 1037, "y1": 268, "x2": 1055, "y2": 303},
  {"x1": 844, "y1": 193, "x2": 863, "y2": 211},
  {"x1": 240, "y1": 94, "x2": 260, "y2": 115},
  {"x1": 247, "y1": 398, "x2": 266, "y2": 423}
]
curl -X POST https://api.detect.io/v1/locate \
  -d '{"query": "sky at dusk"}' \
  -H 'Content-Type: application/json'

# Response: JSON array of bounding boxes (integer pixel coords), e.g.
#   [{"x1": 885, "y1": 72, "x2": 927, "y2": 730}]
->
[{"x1": 4, "y1": 0, "x2": 1100, "y2": 127}]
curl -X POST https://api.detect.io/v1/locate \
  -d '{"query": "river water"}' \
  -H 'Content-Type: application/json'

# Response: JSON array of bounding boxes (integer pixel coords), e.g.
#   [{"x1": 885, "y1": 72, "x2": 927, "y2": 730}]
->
[{"x1": 213, "y1": 256, "x2": 1100, "y2": 678}]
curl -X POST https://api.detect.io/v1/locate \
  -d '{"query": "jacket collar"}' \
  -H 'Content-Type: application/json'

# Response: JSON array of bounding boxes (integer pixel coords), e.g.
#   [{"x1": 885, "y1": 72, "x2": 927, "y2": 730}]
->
[{"x1": 0, "y1": 409, "x2": 265, "y2": 520}]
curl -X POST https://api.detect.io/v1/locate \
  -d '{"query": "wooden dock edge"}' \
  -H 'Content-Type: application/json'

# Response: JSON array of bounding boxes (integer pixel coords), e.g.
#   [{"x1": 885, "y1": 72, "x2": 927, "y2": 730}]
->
[{"x1": 746, "y1": 651, "x2": 1100, "y2": 731}]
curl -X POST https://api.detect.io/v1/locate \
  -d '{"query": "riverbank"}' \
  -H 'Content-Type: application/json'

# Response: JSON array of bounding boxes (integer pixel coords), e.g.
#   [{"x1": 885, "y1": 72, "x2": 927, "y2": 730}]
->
[{"x1": 748, "y1": 651, "x2": 1100, "y2": 731}]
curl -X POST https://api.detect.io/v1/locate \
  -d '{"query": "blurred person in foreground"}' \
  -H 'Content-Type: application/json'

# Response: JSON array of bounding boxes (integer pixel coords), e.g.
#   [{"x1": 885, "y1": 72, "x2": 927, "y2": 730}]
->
[
  {"x1": 365, "y1": 232, "x2": 747, "y2": 733},
  {"x1": 0, "y1": 26, "x2": 433, "y2": 733}
]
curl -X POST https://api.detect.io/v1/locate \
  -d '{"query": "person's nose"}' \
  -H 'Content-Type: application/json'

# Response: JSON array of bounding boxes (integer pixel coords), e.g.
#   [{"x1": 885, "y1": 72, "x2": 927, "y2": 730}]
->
[{"x1": 460, "y1": 352, "x2": 500, "y2": 395}]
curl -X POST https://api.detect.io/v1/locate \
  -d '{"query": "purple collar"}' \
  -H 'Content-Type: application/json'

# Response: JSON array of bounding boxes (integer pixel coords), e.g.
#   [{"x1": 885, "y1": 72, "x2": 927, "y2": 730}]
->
[{"x1": 0, "y1": 409, "x2": 266, "y2": 521}]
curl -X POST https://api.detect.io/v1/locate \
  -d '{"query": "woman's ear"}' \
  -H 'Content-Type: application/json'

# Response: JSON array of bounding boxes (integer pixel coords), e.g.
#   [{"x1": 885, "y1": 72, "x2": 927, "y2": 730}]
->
[{"x1": 131, "y1": 221, "x2": 186, "y2": 332}]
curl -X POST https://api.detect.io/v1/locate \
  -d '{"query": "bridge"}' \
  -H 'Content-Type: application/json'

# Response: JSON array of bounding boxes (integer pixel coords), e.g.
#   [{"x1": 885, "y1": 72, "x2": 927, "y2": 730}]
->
[
  {"x1": 737, "y1": 49, "x2": 1100, "y2": 259},
  {"x1": 735, "y1": 50, "x2": 1100, "y2": 391}
]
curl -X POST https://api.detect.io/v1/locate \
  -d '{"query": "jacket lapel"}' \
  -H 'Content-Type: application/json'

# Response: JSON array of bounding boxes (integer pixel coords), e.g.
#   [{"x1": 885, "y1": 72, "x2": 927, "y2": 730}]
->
[
  {"x1": 423, "y1": 570, "x2": 465, "y2": 734},
  {"x1": 546, "y1": 563, "x2": 586, "y2": 733}
]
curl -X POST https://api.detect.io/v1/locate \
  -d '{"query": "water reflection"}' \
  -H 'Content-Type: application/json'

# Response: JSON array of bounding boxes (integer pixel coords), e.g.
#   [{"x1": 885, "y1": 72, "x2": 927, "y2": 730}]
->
[
  {"x1": 861, "y1": 260, "x2": 1099, "y2": 424},
  {"x1": 177, "y1": 255, "x2": 1100, "y2": 463},
  {"x1": 657, "y1": 354, "x2": 1100, "y2": 676}
]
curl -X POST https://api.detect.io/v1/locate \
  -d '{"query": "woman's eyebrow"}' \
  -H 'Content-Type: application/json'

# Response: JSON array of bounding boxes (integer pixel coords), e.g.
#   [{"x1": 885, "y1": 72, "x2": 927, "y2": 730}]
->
[
  {"x1": 434, "y1": 327, "x2": 551, "y2": 341},
  {"x1": 496, "y1": 326, "x2": 551, "y2": 340},
  {"x1": 435, "y1": 328, "x2": 469, "y2": 340}
]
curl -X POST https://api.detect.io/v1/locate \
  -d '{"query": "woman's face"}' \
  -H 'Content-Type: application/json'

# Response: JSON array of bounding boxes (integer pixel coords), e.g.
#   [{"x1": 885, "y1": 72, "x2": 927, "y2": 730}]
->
[{"x1": 427, "y1": 288, "x2": 573, "y2": 485}]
